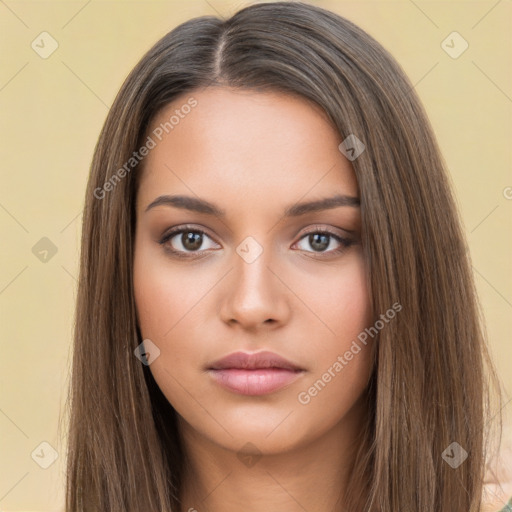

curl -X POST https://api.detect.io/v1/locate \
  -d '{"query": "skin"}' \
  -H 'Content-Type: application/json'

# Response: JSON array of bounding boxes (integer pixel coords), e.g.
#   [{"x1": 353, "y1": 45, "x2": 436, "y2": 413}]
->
[{"x1": 133, "y1": 86, "x2": 374, "y2": 512}]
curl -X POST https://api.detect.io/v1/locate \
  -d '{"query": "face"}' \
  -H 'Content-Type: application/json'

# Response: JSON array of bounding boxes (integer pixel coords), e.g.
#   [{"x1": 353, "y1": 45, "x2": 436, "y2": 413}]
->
[{"x1": 133, "y1": 86, "x2": 373, "y2": 456}]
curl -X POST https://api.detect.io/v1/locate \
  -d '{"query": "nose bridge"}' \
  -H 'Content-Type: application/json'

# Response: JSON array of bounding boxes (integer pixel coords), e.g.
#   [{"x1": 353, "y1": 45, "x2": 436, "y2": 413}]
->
[{"x1": 219, "y1": 234, "x2": 289, "y2": 327}]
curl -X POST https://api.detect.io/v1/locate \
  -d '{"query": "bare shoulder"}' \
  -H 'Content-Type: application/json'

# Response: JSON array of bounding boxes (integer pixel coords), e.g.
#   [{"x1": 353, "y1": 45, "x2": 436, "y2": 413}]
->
[{"x1": 481, "y1": 416, "x2": 512, "y2": 512}]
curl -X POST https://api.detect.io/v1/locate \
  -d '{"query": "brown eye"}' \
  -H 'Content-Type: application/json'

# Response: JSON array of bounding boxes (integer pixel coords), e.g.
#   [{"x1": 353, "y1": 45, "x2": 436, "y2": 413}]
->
[
  {"x1": 180, "y1": 231, "x2": 203, "y2": 251},
  {"x1": 294, "y1": 229, "x2": 354, "y2": 257},
  {"x1": 308, "y1": 233, "x2": 330, "y2": 252},
  {"x1": 159, "y1": 226, "x2": 219, "y2": 258}
]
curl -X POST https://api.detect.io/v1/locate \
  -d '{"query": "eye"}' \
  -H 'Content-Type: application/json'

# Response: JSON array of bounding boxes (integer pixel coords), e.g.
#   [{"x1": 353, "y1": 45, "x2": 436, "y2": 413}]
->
[
  {"x1": 159, "y1": 225, "x2": 218, "y2": 258},
  {"x1": 158, "y1": 225, "x2": 355, "y2": 260},
  {"x1": 293, "y1": 228, "x2": 354, "y2": 257}
]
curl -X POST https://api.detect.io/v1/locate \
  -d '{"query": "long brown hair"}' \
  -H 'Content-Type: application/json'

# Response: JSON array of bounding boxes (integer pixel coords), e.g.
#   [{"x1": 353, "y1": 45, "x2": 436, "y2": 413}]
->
[{"x1": 64, "y1": 1, "x2": 503, "y2": 510}]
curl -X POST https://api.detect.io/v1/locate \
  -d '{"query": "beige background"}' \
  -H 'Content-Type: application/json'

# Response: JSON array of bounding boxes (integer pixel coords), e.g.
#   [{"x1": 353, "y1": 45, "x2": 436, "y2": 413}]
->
[{"x1": 0, "y1": 0, "x2": 510, "y2": 510}]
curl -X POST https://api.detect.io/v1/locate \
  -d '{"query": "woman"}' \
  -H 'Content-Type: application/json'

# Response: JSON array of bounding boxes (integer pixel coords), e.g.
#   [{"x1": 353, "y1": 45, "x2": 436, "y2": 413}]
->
[{"x1": 65, "y1": 1, "x2": 506, "y2": 510}]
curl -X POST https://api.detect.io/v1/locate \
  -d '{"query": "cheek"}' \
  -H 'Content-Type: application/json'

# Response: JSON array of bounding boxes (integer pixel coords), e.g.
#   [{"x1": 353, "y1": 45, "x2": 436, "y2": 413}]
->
[
  {"x1": 296, "y1": 252, "x2": 372, "y2": 350},
  {"x1": 133, "y1": 239, "x2": 215, "y2": 404},
  {"x1": 133, "y1": 235, "x2": 211, "y2": 340},
  {"x1": 292, "y1": 254, "x2": 373, "y2": 414}
]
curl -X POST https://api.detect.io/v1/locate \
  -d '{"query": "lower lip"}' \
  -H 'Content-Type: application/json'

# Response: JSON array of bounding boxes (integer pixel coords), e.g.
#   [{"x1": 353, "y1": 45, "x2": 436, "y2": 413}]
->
[{"x1": 208, "y1": 368, "x2": 304, "y2": 396}]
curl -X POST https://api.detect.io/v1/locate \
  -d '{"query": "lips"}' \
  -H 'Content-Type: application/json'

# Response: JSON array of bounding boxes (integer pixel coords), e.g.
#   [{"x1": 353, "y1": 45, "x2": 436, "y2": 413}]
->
[
  {"x1": 207, "y1": 351, "x2": 305, "y2": 396},
  {"x1": 209, "y1": 350, "x2": 303, "y2": 371}
]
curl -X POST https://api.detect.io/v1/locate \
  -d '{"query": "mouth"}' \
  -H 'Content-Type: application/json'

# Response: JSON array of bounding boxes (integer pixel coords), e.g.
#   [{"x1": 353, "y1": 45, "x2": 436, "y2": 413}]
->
[{"x1": 207, "y1": 350, "x2": 305, "y2": 396}]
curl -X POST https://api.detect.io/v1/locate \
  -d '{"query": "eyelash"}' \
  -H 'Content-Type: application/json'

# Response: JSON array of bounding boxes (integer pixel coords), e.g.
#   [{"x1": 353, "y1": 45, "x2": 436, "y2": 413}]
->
[{"x1": 158, "y1": 224, "x2": 355, "y2": 260}]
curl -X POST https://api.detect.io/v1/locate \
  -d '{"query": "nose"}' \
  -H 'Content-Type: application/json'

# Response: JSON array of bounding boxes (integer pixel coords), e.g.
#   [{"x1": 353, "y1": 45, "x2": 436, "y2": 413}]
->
[{"x1": 218, "y1": 242, "x2": 291, "y2": 331}]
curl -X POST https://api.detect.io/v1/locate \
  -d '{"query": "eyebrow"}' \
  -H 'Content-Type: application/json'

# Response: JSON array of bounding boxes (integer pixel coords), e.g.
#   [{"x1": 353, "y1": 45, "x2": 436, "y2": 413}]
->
[{"x1": 144, "y1": 193, "x2": 360, "y2": 217}]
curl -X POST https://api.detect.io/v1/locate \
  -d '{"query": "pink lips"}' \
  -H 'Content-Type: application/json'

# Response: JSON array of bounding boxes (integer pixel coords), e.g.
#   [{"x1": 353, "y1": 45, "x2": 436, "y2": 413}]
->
[{"x1": 207, "y1": 351, "x2": 305, "y2": 396}]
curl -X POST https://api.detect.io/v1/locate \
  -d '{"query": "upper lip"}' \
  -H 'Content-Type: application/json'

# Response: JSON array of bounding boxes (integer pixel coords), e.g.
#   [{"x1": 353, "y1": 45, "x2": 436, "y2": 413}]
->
[{"x1": 208, "y1": 351, "x2": 303, "y2": 371}]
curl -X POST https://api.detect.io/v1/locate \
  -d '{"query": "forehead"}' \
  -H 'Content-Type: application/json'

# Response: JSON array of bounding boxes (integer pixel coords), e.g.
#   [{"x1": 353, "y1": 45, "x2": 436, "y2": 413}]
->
[{"x1": 137, "y1": 87, "x2": 359, "y2": 211}]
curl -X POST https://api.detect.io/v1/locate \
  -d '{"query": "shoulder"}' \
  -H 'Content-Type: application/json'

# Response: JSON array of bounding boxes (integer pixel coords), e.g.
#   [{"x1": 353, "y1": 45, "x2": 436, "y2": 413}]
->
[
  {"x1": 482, "y1": 417, "x2": 512, "y2": 512},
  {"x1": 497, "y1": 497, "x2": 512, "y2": 512}
]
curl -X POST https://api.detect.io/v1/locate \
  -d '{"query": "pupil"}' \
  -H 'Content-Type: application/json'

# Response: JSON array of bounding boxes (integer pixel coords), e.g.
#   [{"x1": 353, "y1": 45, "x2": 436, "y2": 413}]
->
[
  {"x1": 310, "y1": 233, "x2": 328, "y2": 251},
  {"x1": 183, "y1": 232, "x2": 202, "y2": 251}
]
